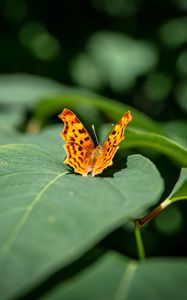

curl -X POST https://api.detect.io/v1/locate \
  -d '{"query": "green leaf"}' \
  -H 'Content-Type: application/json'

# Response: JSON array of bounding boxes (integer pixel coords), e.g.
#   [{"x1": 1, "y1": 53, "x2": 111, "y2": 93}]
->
[
  {"x1": 162, "y1": 120, "x2": 187, "y2": 148},
  {"x1": 0, "y1": 74, "x2": 62, "y2": 106},
  {"x1": 0, "y1": 125, "x2": 63, "y2": 162},
  {"x1": 124, "y1": 128, "x2": 187, "y2": 167},
  {"x1": 0, "y1": 144, "x2": 163, "y2": 299},
  {"x1": 0, "y1": 74, "x2": 80, "y2": 107},
  {"x1": 34, "y1": 95, "x2": 162, "y2": 133},
  {"x1": 168, "y1": 168, "x2": 187, "y2": 202},
  {"x1": 0, "y1": 110, "x2": 25, "y2": 128},
  {"x1": 41, "y1": 252, "x2": 187, "y2": 300}
]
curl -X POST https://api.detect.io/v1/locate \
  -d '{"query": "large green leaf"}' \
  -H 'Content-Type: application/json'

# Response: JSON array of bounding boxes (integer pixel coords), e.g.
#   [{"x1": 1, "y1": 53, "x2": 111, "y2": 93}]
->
[
  {"x1": 41, "y1": 252, "x2": 187, "y2": 300},
  {"x1": 0, "y1": 144, "x2": 163, "y2": 299}
]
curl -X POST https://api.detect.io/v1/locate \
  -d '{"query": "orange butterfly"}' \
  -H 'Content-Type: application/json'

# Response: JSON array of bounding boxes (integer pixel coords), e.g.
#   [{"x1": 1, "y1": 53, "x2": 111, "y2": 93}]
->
[{"x1": 58, "y1": 108, "x2": 132, "y2": 176}]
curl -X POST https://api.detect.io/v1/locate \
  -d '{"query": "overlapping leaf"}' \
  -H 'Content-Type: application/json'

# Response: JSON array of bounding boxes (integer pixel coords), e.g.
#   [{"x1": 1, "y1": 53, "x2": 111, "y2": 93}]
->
[
  {"x1": 168, "y1": 168, "x2": 187, "y2": 202},
  {"x1": 41, "y1": 252, "x2": 187, "y2": 300}
]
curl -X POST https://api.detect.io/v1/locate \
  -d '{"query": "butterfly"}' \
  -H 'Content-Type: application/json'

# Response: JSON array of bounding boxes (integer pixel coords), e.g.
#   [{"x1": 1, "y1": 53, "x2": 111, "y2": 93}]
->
[{"x1": 58, "y1": 108, "x2": 132, "y2": 176}]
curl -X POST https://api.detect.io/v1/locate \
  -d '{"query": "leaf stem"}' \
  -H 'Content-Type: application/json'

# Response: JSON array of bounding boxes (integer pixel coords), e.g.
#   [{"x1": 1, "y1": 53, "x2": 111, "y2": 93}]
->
[
  {"x1": 169, "y1": 196, "x2": 187, "y2": 202},
  {"x1": 137, "y1": 198, "x2": 172, "y2": 226},
  {"x1": 134, "y1": 220, "x2": 145, "y2": 261}
]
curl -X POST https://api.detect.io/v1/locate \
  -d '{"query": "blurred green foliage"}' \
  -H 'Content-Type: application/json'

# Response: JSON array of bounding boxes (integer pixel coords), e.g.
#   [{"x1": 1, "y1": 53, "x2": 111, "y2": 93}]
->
[{"x1": 0, "y1": 0, "x2": 187, "y2": 119}]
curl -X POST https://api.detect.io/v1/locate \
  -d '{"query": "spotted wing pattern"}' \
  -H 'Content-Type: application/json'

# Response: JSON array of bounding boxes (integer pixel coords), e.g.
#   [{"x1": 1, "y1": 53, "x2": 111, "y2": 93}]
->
[
  {"x1": 58, "y1": 108, "x2": 94, "y2": 175},
  {"x1": 92, "y1": 111, "x2": 132, "y2": 176},
  {"x1": 63, "y1": 143, "x2": 91, "y2": 176}
]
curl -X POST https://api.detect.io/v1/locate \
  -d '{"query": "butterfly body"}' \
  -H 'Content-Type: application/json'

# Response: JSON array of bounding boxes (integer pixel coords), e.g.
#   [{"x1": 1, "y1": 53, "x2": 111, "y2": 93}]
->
[
  {"x1": 86, "y1": 144, "x2": 103, "y2": 175},
  {"x1": 58, "y1": 108, "x2": 132, "y2": 176}
]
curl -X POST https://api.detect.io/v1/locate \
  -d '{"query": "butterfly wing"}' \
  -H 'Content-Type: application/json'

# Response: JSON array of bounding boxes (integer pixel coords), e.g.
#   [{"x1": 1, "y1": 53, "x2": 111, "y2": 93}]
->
[
  {"x1": 63, "y1": 143, "x2": 91, "y2": 175},
  {"x1": 92, "y1": 111, "x2": 132, "y2": 176},
  {"x1": 58, "y1": 108, "x2": 95, "y2": 176}
]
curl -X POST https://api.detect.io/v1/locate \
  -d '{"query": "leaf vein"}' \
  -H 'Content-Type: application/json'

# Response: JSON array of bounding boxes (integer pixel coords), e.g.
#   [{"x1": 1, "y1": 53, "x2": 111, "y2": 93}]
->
[
  {"x1": 0, "y1": 171, "x2": 61, "y2": 178},
  {"x1": 0, "y1": 172, "x2": 66, "y2": 266},
  {"x1": 114, "y1": 261, "x2": 138, "y2": 300}
]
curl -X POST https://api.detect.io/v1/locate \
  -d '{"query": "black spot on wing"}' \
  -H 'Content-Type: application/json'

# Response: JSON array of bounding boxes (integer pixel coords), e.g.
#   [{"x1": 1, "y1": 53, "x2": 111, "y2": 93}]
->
[{"x1": 78, "y1": 128, "x2": 86, "y2": 134}]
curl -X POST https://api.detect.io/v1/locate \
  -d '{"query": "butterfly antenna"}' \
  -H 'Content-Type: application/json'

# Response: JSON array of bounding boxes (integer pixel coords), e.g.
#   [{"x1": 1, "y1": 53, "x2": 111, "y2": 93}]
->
[
  {"x1": 92, "y1": 124, "x2": 99, "y2": 145},
  {"x1": 105, "y1": 123, "x2": 114, "y2": 137}
]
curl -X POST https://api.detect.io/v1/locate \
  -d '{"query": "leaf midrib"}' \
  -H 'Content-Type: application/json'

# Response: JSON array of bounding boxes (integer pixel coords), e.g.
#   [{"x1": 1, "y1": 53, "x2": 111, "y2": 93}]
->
[
  {"x1": 0, "y1": 171, "x2": 61, "y2": 178},
  {"x1": 114, "y1": 261, "x2": 138, "y2": 300}
]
